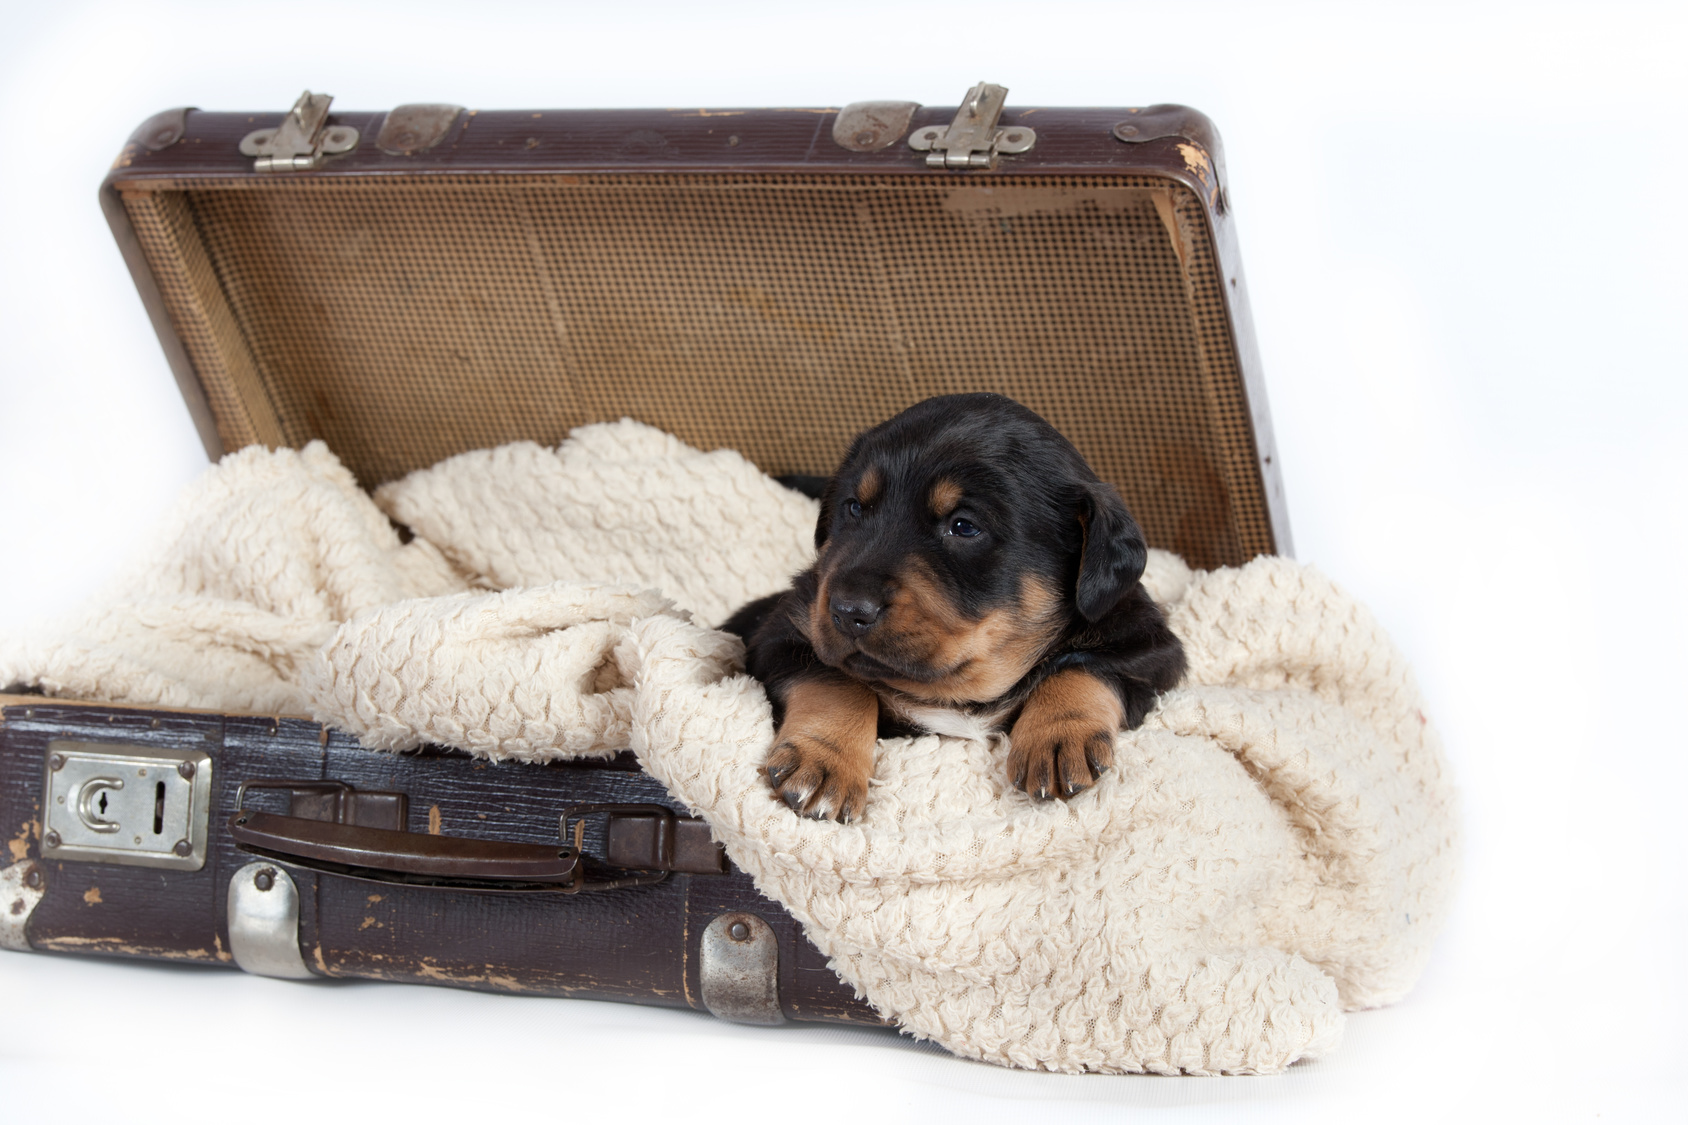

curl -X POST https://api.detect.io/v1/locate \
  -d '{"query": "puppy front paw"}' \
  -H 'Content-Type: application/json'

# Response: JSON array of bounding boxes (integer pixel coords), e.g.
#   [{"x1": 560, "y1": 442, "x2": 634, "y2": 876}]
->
[
  {"x1": 764, "y1": 675, "x2": 879, "y2": 823},
  {"x1": 1007, "y1": 669, "x2": 1124, "y2": 800},
  {"x1": 765, "y1": 733, "x2": 870, "y2": 823}
]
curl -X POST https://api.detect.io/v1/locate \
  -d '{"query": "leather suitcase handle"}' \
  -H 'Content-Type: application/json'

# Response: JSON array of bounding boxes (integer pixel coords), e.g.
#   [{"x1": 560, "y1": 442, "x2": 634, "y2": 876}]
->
[{"x1": 229, "y1": 810, "x2": 584, "y2": 891}]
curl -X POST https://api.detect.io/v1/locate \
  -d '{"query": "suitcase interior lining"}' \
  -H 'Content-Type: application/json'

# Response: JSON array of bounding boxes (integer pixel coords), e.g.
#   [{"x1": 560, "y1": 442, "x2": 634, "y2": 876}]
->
[{"x1": 119, "y1": 173, "x2": 1266, "y2": 571}]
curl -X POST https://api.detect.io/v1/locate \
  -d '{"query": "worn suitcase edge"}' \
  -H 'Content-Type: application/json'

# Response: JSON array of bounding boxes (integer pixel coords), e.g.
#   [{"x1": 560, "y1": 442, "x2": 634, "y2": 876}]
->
[
  {"x1": 100, "y1": 99, "x2": 1291, "y2": 560},
  {"x1": 1, "y1": 695, "x2": 888, "y2": 1028}
]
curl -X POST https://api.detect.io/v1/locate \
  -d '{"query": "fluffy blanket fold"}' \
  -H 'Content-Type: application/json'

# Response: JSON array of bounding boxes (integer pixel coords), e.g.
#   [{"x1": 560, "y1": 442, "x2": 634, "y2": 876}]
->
[{"x1": 1, "y1": 423, "x2": 1458, "y2": 1075}]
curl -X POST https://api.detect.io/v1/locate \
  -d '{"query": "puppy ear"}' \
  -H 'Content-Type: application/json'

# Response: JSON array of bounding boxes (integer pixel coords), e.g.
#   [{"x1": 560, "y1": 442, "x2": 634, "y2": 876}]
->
[{"x1": 1076, "y1": 481, "x2": 1147, "y2": 622}]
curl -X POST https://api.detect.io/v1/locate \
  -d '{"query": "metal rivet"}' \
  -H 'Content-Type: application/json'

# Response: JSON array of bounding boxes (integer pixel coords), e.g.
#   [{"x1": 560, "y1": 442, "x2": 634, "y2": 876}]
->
[
  {"x1": 151, "y1": 718, "x2": 162, "y2": 729},
  {"x1": 24, "y1": 709, "x2": 34, "y2": 719},
  {"x1": 44, "y1": 831, "x2": 61, "y2": 848},
  {"x1": 727, "y1": 135, "x2": 739, "y2": 146},
  {"x1": 1114, "y1": 123, "x2": 1140, "y2": 139},
  {"x1": 728, "y1": 920, "x2": 750, "y2": 942},
  {"x1": 177, "y1": 761, "x2": 196, "y2": 780},
  {"x1": 133, "y1": 836, "x2": 142, "y2": 845},
  {"x1": 47, "y1": 753, "x2": 65, "y2": 771},
  {"x1": 254, "y1": 868, "x2": 275, "y2": 892},
  {"x1": 172, "y1": 839, "x2": 193, "y2": 857},
  {"x1": 24, "y1": 868, "x2": 43, "y2": 890}
]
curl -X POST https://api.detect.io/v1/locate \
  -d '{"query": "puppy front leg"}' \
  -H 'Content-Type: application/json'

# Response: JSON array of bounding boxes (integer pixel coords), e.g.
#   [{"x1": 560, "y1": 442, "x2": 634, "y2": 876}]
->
[
  {"x1": 765, "y1": 672, "x2": 879, "y2": 823},
  {"x1": 1008, "y1": 668, "x2": 1124, "y2": 800}
]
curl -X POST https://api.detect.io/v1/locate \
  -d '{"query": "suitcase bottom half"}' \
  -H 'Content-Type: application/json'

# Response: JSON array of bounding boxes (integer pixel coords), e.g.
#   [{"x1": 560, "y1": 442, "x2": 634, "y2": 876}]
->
[{"x1": 0, "y1": 695, "x2": 881, "y2": 1027}]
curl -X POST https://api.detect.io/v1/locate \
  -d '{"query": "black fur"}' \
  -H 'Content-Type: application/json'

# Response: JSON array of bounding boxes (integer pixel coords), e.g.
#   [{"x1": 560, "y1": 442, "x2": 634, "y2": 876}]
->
[{"x1": 724, "y1": 394, "x2": 1186, "y2": 758}]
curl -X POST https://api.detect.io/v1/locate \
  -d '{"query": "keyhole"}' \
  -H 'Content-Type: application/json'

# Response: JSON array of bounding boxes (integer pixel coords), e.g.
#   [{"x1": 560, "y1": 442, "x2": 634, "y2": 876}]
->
[
  {"x1": 98, "y1": 792, "x2": 108, "y2": 816},
  {"x1": 153, "y1": 781, "x2": 166, "y2": 835}
]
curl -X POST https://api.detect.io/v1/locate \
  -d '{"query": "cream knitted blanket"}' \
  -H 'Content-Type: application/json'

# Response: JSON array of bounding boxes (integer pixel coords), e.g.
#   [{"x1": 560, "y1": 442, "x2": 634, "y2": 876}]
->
[{"x1": 0, "y1": 423, "x2": 1458, "y2": 1075}]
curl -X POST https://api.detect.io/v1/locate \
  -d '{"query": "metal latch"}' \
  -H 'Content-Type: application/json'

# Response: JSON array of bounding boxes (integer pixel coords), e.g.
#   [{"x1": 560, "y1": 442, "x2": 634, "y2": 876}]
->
[
  {"x1": 228, "y1": 861, "x2": 314, "y2": 979},
  {"x1": 41, "y1": 741, "x2": 213, "y2": 871},
  {"x1": 700, "y1": 912, "x2": 785, "y2": 1025},
  {"x1": 239, "y1": 90, "x2": 359, "y2": 172},
  {"x1": 907, "y1": 81, "x2": 1035, "y2": 169},
  {"x1": 1, "y1": 860, "x2": 45, "y2": 953}
]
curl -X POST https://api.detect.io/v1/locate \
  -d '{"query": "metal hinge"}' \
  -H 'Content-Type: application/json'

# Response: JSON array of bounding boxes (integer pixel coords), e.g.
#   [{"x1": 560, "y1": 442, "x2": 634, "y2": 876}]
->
[
  {"x1": 228, "y1": 862, "x2": 314, "y2": 979},
  {"x1": 239, "y1": 90, "x2": 359, "y2": 172},
  {"x1": 700, "y1": 912, "x2": 785, "y2": 1026},
  {"x1": 1, "y1": 860, "x2": 45, "y2": 953},
  {"x1": 907, "y1": 81, "x2": 1035, "y2": 170}
]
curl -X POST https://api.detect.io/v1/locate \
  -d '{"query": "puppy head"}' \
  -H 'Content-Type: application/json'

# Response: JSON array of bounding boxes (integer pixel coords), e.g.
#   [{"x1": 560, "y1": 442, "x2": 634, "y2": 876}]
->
[{"x1": 804, "y1": 394, "x2": 1147, "y2": 704}]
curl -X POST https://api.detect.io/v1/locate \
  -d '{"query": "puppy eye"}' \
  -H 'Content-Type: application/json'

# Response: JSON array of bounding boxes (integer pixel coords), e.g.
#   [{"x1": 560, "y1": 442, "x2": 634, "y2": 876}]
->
[
  {"x1": 948, "y1": 518, "x2": 981, "y2": 538},
  {"x1": 845, "y1": 499, "x2": 863, "y2": 518}
]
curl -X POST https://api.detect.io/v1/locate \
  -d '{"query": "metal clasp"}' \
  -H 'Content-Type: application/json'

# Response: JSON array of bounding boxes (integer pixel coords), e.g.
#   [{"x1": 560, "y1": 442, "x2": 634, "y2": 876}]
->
[
  {"x1": 907, "y1": 81, "x2": 1035, "y2": 170},
  {"x1": 41, "y1": 741, "x2": 212, "y2": 871},
  {"x1": 1, "y1": 861, "x2": 45, "y2": 953},
  {"x1": 700, "y1": 912, "x2": 785, "y2": 1025},
  {"x1": 239, "y1": 90, "x2": 359, "y2": 172},
  {"x1": 228, "y1": 862, "x2": 314, "y2": 979}
]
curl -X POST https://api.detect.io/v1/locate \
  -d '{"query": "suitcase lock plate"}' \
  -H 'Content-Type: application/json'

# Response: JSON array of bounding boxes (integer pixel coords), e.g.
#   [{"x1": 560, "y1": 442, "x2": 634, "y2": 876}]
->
[
  {"x1": 239, "y1": 90, "x2": 360, "y2": 172},
  {"x1": 907, "y1": 82, "x2": 1035, "y2": 169},
  {"x1": 40, "y1": 741, "x2": 212, "y2": 871}
]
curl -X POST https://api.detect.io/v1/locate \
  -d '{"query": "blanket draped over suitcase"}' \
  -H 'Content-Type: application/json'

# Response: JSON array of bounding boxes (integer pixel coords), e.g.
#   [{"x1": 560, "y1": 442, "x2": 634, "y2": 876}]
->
[{"x1": 0, "y1": 423, "x2": 1459, "y2": 1075}]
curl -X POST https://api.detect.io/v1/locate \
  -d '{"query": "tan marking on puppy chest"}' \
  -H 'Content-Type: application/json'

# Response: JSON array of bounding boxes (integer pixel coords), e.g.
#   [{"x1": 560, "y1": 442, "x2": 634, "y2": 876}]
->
[
  {"x1": 928, "y1": 478, "x2": 964, "y2": 517},
  {"x1": 878, "y1": 571, "x2": 1065, "y2": 704},
  {"x1": 856, "y1": 467, "x2": 882, "y2": 505}
]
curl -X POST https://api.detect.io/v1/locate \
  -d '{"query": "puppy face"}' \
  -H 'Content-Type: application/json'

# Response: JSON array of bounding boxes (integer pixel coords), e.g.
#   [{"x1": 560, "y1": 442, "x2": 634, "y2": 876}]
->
[{"x1": 798, "y1": 394, "x2": 1148, "y2": 705}]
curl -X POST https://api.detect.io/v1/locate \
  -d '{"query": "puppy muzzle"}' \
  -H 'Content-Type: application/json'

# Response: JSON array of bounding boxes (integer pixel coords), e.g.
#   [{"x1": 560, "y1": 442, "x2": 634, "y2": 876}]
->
[{"x1": 828, "y1": 593, "x2": 883, "y2": 637}]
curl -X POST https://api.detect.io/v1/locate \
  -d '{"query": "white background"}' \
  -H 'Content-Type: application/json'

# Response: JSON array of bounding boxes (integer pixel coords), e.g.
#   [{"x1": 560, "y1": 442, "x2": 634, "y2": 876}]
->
[{"x1": 1, "y1": 2, "x2": 1684, "y2": 1121}]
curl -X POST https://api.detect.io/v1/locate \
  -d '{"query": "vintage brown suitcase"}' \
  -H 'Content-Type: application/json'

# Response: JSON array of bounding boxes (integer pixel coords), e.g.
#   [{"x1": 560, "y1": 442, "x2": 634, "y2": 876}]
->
[{"x1": 2, "y1": 84, "x2": 1289, "y2": 1026}]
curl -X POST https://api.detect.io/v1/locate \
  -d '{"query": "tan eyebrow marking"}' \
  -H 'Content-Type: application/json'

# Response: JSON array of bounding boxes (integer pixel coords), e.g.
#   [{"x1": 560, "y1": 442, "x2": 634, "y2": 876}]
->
[
  {"x1": 856, "y1": 467, "x2": 882, "y2": 505},
  {"x1": 929, "y1": 478, "x2": 963, "y2": 517}
]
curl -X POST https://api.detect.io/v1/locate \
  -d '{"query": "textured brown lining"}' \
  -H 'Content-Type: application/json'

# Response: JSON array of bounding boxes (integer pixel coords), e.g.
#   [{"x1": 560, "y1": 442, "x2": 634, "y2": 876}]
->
[{"x1": 123, "y1": 173, "x2": 1267, "y2": 569}]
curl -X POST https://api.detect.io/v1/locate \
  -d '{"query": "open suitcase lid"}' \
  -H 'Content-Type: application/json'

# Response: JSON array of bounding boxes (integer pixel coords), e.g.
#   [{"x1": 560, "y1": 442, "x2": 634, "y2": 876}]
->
[{"x1": 102, "y1": 84, "x2": 1289, "y2": 571}]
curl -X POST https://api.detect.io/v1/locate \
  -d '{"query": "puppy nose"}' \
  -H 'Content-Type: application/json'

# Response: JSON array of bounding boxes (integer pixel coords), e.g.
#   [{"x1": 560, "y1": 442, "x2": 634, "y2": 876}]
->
[{"x1": 829, "y1": 595, "x2": 884, "y2": 636}]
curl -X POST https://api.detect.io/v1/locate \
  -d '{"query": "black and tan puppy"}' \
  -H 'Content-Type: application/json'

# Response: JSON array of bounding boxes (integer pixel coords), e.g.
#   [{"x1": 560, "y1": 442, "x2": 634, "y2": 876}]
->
[{"x1": 723, "y1": 394, "x2": 1186, "y2": 822}]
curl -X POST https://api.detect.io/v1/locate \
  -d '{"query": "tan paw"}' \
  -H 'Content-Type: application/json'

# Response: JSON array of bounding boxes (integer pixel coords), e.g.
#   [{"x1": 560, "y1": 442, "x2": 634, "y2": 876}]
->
[
  {"x1": 1007, "y1": 669, "x2": 1123, "y2": 800},
  {"x1": 765, "y1": 732, "x2": 871, "y2": 823},
  {"x1": 763, "y1": 675, "x2": 879, "y2": 823}
]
